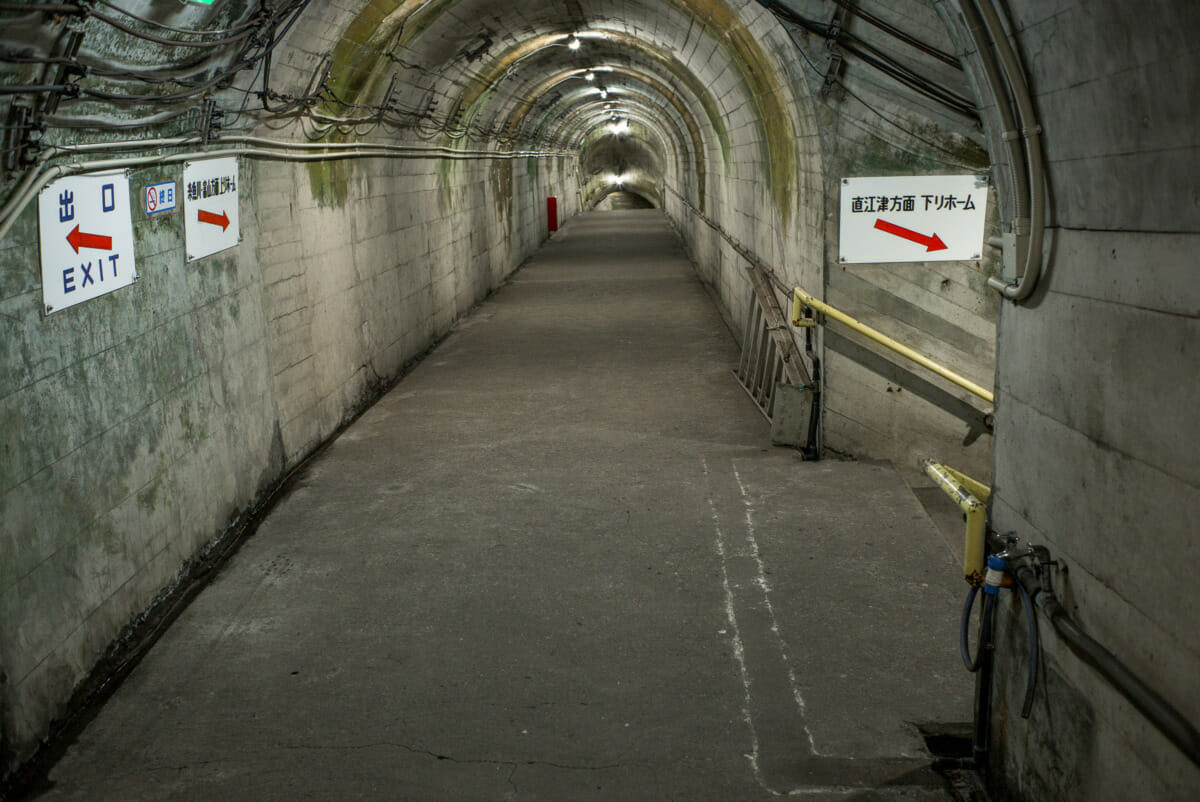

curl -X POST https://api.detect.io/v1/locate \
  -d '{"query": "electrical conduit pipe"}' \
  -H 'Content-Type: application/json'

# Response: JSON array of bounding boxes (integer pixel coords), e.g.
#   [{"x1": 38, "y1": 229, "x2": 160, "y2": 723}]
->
[
  {"x1": 0, "y1": 138, "x2": 574, "y2": 246},
  {"x1": 960, "y1": 0, "x2": 1046, "y2": 302},
  {"x1": 1007, "y1": 552, "x2": 1200, "y2": 768}
]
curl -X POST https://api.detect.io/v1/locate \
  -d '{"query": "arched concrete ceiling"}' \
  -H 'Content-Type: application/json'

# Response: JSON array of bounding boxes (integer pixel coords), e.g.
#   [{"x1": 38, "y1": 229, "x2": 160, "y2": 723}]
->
[
  {"x1": 0, "y1": 0, "x2": 830, "y2": 232},
  {"x1": 530, "y1": 78, "x2": 702, "y2": 201},
  {"x1": 286, "y1": 0, "x2": 815, "y2": 221}
]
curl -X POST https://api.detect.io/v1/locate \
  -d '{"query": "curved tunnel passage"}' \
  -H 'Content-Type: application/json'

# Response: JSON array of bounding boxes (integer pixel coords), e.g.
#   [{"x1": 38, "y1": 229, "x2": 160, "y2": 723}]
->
[
  {"x1": 2, "y1": 1, "x2": 1199, "y2": 799},
  {"x1": 579, "y1": 127, "x2": 665, "y2": 209}
]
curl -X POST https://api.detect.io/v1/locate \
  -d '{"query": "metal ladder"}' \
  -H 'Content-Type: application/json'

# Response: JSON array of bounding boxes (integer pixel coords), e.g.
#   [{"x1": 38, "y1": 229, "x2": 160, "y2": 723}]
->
[{"x1": 736, "y1": 291, "x2": 788, "y2": 420}]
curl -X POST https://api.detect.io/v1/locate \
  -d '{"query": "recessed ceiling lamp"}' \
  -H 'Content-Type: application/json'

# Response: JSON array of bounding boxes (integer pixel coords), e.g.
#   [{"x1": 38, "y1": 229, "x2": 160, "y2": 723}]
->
[
  {"x1": 568, "y1": 36, "x2": 581, "y2": 51},
  {"x1": 585, "y1": 71, "x2": 595, "y2": 82},
  {"x1": 599, "y1": 88, "x2": 608, "y2": 99}
]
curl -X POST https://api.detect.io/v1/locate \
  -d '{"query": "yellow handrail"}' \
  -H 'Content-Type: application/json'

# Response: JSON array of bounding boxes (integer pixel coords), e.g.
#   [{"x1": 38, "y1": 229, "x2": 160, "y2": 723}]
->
[
  {"x1": 791, "y1": 287, "x2": 995, "y2": 405},
  {"x1": 924, "y1": 460, "x2": 990, "y2": 586}
]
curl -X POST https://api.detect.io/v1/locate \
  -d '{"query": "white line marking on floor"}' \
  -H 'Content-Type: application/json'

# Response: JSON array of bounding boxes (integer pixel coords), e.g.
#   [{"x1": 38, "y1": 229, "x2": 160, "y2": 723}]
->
[
  {"x1": 707, "y1": 456, "x2": 913, "y2": 799},
  {"x1": 731, "y1": 461, "x2": 819, "y2": 758},
  {"x1": 703, "y1": 456, "x2": 771, "y2": 793}
]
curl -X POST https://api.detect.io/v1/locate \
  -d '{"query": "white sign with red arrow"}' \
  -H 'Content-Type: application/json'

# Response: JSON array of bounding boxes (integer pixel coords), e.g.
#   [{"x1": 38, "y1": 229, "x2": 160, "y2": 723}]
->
[
  {"x1": 183, "y1": 157, "x2": 240, "y2": 262},
  {"x1": 38, "y1": 171, "x2": 138, "y2": 315},
  {"x1": 838, "y1": 174, "x2": 989, "y2": 264}
]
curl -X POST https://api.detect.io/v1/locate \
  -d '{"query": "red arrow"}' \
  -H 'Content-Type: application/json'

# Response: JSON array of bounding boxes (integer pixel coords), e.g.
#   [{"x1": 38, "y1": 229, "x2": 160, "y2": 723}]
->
[
  {"x1": 197, "y1": 209, "x2": 230, "y2": 231},
  {"x1": 66, "y1": 224, "x2": 112, "y2": 254},
  {"x1": 874, "y1": 218, "x2": 947, "y2": 252}
]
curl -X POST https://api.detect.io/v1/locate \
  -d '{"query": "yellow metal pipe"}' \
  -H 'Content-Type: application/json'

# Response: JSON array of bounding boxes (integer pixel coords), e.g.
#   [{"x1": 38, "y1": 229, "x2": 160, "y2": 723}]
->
[
  {"x1": 938, "y1": 464, "x2": 990, "y2": 503},
  {"x1": 924, "y1": 461, "x2": 989, "y2": 586},
  {"x1": 963, "y1": 506, "x2": 987, "y2": 587},
  {"x1": 792, "y1": 288, "x2": 995, "y2": 405}
]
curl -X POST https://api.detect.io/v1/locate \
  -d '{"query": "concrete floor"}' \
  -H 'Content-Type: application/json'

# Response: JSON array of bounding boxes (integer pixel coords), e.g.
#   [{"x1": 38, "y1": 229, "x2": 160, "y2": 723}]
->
[{"x1": 32, "y1": 210, "x2": 972, "y2": 800}]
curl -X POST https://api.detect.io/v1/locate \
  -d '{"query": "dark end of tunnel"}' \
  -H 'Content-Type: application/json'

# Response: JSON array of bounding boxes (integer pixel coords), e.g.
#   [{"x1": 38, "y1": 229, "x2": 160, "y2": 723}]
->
[{"x1": 592, "y1": 190, "x2": 656, "y2": 210}]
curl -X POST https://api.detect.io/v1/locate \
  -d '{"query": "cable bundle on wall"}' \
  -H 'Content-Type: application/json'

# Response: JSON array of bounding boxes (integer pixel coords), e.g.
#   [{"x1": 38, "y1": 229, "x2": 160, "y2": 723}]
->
[
  {"x1": 0, "y1": 0, "x2": 575, "y2": 200},
  {"x1": 0, "y1": 133, "x2": 574, "y2": 247},
  {"x1": 756, "y1": 0, "x2": 978, "y2": 121}
]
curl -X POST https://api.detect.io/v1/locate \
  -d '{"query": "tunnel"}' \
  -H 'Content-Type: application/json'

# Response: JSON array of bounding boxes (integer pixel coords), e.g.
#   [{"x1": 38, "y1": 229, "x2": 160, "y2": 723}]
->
[{"x1": 1, "y1": 0, "x2": 1198, "y2": 799}]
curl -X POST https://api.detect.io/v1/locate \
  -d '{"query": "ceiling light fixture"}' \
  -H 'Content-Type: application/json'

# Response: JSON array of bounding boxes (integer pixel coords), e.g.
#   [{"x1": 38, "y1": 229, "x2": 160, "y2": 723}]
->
[
  {"x1": 607, "y1": 118, "x2": 629, "y2": 136},
  {"x1": 568, "y1": 36, "x2": 581, "y2": 51}
]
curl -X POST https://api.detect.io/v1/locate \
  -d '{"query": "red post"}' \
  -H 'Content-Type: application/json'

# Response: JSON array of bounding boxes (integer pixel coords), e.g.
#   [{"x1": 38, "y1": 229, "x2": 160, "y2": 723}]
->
[{"x1": 547, "y1": 196, "x2": 558, "y2": 233}]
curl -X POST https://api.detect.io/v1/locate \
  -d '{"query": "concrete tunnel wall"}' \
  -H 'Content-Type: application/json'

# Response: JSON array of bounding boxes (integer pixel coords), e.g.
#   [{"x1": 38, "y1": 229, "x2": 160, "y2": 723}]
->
[
  {"x1": 779, "y1": 0, "x2": 998, "y2": 477},
  {"x1": 0, "y1": 0, "x2": 586, "y2": 765},
  {"x1": 1, "y1": 0, "x2": 811, "y2": 773},
  {"x1": 1, "y1": 0, "x2": 1198, "y2": 799},
  {"x1": 971, "y1": 1, "x2": 1200, "y2": 799},
  {"x1": 0, "y1": 148, "x2": 577, "y2": 769}
]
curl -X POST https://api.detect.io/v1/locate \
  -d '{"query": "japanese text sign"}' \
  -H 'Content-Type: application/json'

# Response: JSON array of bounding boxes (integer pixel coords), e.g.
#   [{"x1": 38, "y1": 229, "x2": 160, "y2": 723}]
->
[
  {"x1": 144, "y1": 181, "x2": 177, "y2": 216},
  {"x1": 839, "y1": 175, "x2": 989, "y2": 264},
  {"x1": 183, "y1": 157, "x2": 240, "y2": 262},
  {"x1": 38, "y1": 171, "x2": 137, "y2": 315}
]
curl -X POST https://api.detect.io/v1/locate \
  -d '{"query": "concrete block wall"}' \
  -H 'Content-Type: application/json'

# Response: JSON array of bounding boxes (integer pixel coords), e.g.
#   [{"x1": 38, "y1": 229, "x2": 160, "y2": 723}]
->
[
  {"x1": 253, "y1": 155, "x2": 572, "y2": 461},
  {"x1": 664, "y1": 1, "x2": 825, "y2": 367},
  {"x1": 775, "y1": 0, "x2": 997, "y2": 483},
  {"x1": 666, "y1": 0, "x2": 995, "y2": 484},
  {"x1": 0, "y1": 163, "x2": 279, "y2": 771},
  {"x1": 965, "y1": 1, "x2": 1200, "y2": 798},
  {"x1": 0, "y1": 152, "x2": 576, "y2": 774}
]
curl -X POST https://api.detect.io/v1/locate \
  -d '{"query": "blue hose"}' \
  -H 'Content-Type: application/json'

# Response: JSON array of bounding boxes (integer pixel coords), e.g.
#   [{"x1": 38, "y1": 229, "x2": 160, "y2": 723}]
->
[
  {"x1": 960, "y1": 585, "x2": 993, "y2": 673},
  {"x1": 1017, "y1": 580, "x2": 1040, "y2": 718},
  {"x1": 960, "y1": 570, "x2": 1040, "y2": 713}
]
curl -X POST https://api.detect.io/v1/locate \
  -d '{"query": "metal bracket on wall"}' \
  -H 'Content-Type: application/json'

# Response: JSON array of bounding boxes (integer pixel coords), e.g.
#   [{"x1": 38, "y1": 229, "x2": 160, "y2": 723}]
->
[
  {"x1": 198, "y1": 99, "x2": 222, "y2": 145},
  {"x1": 42, "y1": 30, "x2": 85, "y2": 117},
  {"x1": 819, "y1": 52, "x2": 843, "y2": 97},
  {"x1": 1, "y1": 102, "x2": 38, "y2": 174},
  {"x1": 819, "y1": 0, "x2": 855, "y2": 98}
]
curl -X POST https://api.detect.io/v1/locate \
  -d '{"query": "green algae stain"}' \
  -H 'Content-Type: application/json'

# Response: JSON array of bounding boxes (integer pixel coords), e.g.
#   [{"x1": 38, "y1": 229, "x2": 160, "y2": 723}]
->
[
  {"x1": 305, "y1": 159, "x2": 352, "y2": 209},
  {"x1": 670, "y1": 0, "x2": 800, "y2": 225},
  {"x1": 490, "y1": 159, "x2": 514, "y2": 224},
  {"x1": 436, "y1": 158, "x2": 456, "y2": 216},
  {"x1": 137, "y1": 473, "x2": 164, "y2": 512},
  {"x1": 179, "y1": 402, "x2": 207, "y2": 447},
  {"x1": 328, "y1": 0, "x2": 455, "y2": 116},
  {"x1": 726, "y1": 24, "x2": 798, "y2": 225},
  {"x1": 313, "y1": 0, "x2": 458, "y2": 206}
]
